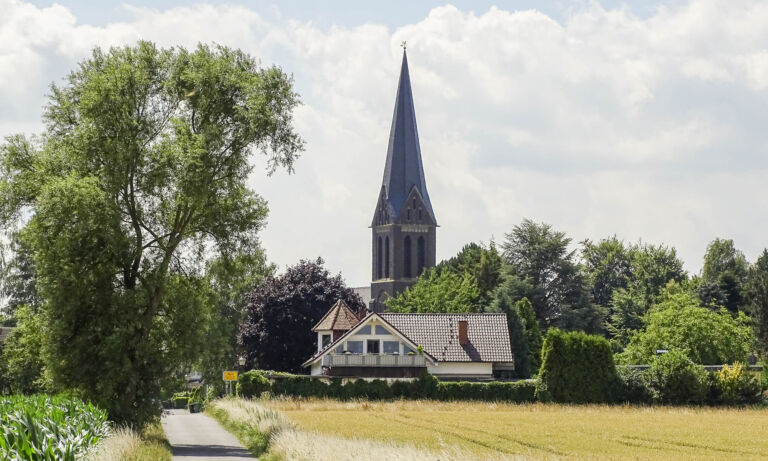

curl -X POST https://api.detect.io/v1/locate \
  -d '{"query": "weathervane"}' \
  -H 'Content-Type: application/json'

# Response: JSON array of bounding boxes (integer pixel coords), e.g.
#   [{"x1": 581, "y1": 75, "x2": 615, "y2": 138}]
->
[{"x1": 401, "y1": 40, "x2": 407, "y2": 50}]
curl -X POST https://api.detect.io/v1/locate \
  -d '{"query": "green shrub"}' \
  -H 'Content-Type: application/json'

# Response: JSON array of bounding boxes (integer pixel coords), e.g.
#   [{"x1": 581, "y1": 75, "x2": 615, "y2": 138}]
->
[
  {"x1": 714, "y1": 363, "x2": 762, "y2": 405},
  {"x1": 643, "y1": 351, "x2": 707, "y2": 404},
  {"x1": 612, "y1": 366, "x2": 651, "y2": 404},
  {"x1": 237, "y1": 371, "x2": 272, "y2": 398},
  {"x1": 438, "y1": 380, "x2": 536, "y2": 402},
  {"x1": 0, "y1": 394, "x2": 109, "y2": 461},
  {"x1": 268, "y1": 372, "x2": 533, "y2": 402},
  {"x1": 536, "y1": 329, "x2": 617, "y2": 403}
]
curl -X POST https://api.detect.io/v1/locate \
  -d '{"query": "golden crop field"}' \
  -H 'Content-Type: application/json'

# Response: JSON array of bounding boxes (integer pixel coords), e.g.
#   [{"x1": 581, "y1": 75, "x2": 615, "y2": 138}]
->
[{"x1": 265, "y1": 399, "x2": 768, "y2": 460}]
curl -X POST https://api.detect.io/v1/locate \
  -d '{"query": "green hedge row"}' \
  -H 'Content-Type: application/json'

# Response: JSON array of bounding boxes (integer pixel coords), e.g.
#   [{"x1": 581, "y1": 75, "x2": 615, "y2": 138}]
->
[
  {"x1": 258, "y1": 373, "x2": 537, "y2": 402},
  {"x1": 613, "y1": 352, "x2": 763, "y2": 405},
  {"x1": 536, "y1": 329, "x2": 617, "y2": 403}
]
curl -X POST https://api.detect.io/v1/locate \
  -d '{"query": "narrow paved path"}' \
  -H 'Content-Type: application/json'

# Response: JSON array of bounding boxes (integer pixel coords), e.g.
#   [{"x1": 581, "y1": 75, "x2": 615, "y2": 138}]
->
[{"x1": 161, "y1": 409, "x2": 254, "y2": 460}]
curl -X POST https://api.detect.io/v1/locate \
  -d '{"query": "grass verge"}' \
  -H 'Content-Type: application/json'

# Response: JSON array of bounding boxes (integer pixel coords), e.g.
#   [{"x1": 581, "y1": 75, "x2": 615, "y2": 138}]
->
[
  {"x1": 206, "y1": 398, "x2": 292, "y2": 456},
  {"x1": 87, "y1": 421, "x2": 171, "y2": 461},
  {"x1": 208, "y1": 397, "x2": 500, "y2": 461}
]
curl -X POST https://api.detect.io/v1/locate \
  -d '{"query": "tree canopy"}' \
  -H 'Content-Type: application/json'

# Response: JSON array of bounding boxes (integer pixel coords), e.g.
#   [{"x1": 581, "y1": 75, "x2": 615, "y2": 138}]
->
[
  {"x1": 238, "y1": 258, "x2": 365, "y2": 373},
  {"x1": 0, "y1": 41, "x2": 303, "y2": 424},
  {"x1": 698, "y1": 238, "x2": 749, "y2": 313},
  {"x1": 386, "y1": 268, "x2": 482, "y2": 313},
  {"x1": 502, "y1": 219, "x2": 601, "y2": 333},
  {"x1": 618, "y1": 282, "x2": 755, "y2": 365},
  {"x1": 745, "y1": 250, "x2": 768, "y2": 356}
]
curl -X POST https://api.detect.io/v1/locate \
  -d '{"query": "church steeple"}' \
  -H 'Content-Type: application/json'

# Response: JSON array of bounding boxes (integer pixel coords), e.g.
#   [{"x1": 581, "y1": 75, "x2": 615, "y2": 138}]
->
[
  {"x1": 381, "y1": 49, "x2": 435, "y2": 221},
  {"x1": 370, "y1": 48, "x2": 437, "y2": 312}
]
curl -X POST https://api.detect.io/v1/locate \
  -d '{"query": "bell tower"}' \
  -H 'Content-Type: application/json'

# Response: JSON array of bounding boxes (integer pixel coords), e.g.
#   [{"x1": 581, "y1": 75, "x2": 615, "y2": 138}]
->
[{"x1": 370, "y1": 48, "x2": 437, "y2": 312}]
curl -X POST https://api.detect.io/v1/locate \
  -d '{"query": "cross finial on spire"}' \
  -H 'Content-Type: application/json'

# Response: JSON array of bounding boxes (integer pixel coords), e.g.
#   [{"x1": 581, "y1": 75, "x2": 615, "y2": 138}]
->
[{"x1": 400, "y1": 40, "x2": 407, "y2": 50}]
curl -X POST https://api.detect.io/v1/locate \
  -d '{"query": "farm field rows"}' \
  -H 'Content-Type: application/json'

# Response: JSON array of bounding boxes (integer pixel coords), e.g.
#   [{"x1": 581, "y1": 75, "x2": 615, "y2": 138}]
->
[{"x1": 265, "y1": 399, "x2": 768, "y2": 460}]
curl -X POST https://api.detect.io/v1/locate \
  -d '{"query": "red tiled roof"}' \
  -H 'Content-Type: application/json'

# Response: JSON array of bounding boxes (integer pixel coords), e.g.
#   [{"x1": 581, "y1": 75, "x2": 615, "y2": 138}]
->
[
  {"x1": 312, "y1": 300, "x2": 360, "y2": 332},
  {"x1": 303, "y1": 313, "x2": 513, "y2": 367},
  {"x1": 380, "y1": 313, "x2": 514, "y2": 362}
]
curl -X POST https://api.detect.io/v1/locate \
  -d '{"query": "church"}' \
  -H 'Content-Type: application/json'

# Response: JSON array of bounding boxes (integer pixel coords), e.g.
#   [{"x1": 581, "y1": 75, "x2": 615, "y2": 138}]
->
[
  {"x1": 368, "y1": 47, "x2": 437, "y2": 312},
  {"x1": 302, "y1": 49, "x2": 515, "y2": 380}
]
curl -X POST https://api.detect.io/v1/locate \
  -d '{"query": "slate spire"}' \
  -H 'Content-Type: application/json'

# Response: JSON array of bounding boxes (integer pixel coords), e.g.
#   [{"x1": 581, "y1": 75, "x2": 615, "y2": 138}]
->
[{"x1": 381, "y1": 49, "x2": 435, "y2": 220}]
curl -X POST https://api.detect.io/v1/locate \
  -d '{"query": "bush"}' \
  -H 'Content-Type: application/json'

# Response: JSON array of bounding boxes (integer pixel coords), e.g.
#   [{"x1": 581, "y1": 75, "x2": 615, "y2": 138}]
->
[
  {"x1": 714, "y1": 362, "x2": 762, "y2": 405},
  {"x1": 643, "y1": 351, "x2": 708, "y2": 404},
  {"x1": 268, "y1": 372, "x2": 533, "y2": 402},
  {"x1": 612, "y1": 366, "x2": 651, "y2": 404},
  {"x1": 536, "y1": 329, "x2": 617, "y2": 403},
  {"x1": 237, "y1": 371, "x2": 272, "y2": 398},
  {"x1": 438, "y1": 380, "x2": 536, "y2": 402}
]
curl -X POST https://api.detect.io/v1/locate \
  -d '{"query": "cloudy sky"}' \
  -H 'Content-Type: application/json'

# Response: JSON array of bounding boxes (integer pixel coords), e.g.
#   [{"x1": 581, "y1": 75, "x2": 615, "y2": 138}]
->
[{"x1": 2, "y1": 0, "x2": 768, "y2": 287}]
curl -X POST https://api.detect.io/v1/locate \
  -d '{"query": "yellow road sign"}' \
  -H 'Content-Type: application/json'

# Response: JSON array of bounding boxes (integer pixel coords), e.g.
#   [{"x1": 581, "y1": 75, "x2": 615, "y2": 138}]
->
[{"x1": 222, "y1": 371, "x2": 238, "y2": 381}]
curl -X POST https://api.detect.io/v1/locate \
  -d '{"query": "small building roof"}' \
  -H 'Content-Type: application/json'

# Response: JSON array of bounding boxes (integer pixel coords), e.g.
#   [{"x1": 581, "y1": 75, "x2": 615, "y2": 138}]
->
[
  {"x1": 312, "y1": 300, "x2": 360, "y2": 332},
  {"x1": 303, "y1": 311, "x2": 514, "y2": 368},
  {"x1": 380, "y1": 313, "x2": 514, "y2": 363},
  {"x1": 303, "y1": 312, "x2": 436, "y2": 367}
]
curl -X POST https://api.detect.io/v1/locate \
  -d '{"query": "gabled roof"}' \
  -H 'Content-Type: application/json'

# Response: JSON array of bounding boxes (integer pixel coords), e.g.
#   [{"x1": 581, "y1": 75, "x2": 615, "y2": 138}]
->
[
  {"x1": 312, "y1": 300, "x2": 360, "y2": 332},
  {"x1": 303, "y1": 312, "x2": 437, "y2": 367},
  {"x1": 303, "y1": 313, "x2": 514, "y2": 367},
  {"x1": 380, "y1": 50, "x2": 435, "y2": 222},
  {"x1": 380, "y1": 313, "x2": 514, "y2": 362}
]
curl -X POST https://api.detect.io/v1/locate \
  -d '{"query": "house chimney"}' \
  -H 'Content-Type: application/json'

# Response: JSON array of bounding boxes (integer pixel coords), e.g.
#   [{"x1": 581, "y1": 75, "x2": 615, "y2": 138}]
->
[{"x1": 458, "y1": 320, "x2": 468, "y2": 346}]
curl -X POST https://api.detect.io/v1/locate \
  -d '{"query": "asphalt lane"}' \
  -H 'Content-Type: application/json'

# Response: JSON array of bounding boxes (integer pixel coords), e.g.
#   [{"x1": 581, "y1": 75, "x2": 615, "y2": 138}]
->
[{"x1": 161, "y1": 409, "x2": 254, "y2": 460}]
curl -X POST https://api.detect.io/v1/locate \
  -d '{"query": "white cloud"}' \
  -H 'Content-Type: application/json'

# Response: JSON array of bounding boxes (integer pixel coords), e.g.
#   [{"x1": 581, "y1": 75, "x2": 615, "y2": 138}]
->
[{"x1": 1, "y1": 0, "x2": 768, "y2": 286}]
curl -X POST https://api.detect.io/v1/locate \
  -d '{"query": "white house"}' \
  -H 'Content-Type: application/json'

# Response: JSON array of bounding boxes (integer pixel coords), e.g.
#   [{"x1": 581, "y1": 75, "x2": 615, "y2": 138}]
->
[{"x1": 303, "y1": 300, "x2": 515, "y2": 380}]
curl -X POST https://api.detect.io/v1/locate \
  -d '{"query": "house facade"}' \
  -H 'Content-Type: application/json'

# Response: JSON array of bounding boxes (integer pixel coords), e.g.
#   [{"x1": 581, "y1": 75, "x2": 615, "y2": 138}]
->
[{"x1": 303, "y1": 300, "x2": 515, "y2": 380}]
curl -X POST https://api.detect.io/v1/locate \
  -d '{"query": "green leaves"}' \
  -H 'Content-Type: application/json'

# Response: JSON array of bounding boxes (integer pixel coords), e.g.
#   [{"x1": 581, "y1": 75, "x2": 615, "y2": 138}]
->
[
  {"x1": 0, "y1": 41, "x2": 303, "y2": 425},
  {"x1": 0, "y1": 395, "x2": 109, "y2": 461},
  {"x1": 386, "y1": 268, "x2": 481, "y2": 313},
  {"x1": 618, "y1": 282, "x2": 756, "y2": 365}
]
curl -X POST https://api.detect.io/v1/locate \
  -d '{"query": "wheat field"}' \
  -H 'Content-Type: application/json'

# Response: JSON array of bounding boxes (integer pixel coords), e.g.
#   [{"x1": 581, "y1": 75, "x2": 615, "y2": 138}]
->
[{"x1": 264, "y1": 398, "x2": 768, "y2": 460}]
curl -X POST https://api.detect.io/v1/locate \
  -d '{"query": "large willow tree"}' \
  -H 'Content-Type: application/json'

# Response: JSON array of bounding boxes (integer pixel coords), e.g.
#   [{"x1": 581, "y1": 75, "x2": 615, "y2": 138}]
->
[{"x1": 0, "y1": 42, "x2": 303, "y2": 424}]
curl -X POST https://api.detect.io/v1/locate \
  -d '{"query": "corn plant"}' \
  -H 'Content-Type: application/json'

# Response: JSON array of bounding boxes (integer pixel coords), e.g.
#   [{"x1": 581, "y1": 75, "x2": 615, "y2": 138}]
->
[{"x1": 0, "y1": 395, "x2": 110, "y2": 460}]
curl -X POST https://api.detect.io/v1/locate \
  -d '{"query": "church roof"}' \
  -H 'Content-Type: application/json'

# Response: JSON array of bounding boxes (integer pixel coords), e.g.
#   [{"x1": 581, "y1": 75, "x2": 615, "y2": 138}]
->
[
  {"x1": 312, "y1": 300, "x2": 360, "y2": 332},
  {"x1": 381, "y1": 50, "x2": 435, "y2": 220}
]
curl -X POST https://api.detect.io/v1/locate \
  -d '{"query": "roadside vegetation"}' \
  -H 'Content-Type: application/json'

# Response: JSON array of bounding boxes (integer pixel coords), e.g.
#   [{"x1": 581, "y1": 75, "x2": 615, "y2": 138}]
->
[
  {"x1": 207, "y1": 397, "x2": 488, "y2": 461},
  {"x1": 87, "y1": 423, "x2": 171, "y2": 461}
]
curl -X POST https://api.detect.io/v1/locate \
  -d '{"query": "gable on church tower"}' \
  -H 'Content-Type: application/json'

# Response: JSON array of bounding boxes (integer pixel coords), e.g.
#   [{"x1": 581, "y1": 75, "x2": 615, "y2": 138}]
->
[{"x1": 369, "y1": 48, "x2": 438, "y2": 312}]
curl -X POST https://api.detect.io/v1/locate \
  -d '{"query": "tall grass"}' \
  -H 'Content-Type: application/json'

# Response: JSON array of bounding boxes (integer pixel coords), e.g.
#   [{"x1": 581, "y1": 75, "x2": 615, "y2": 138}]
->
[
  {"x1": 268, "y1": 427, "x2": 508, "y2": 461},
  {"x1": 206, "y1": 398, "x2": 293, "y2": 455},
  {"x1": 209, "y1": 398, "x2": 505, "y2": 461},
  {"x1": 0, "y1": 395, "x2": 110, "y2": 461},
  {"x1": 86, "y1": 423, "x2": 171, "y2": 461}
]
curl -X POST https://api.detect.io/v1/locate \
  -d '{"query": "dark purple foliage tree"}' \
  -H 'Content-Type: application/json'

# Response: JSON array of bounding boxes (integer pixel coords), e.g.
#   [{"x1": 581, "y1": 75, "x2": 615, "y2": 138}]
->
[{"x1": 238, "y1": 258, "x2": 365, "y2": 372}]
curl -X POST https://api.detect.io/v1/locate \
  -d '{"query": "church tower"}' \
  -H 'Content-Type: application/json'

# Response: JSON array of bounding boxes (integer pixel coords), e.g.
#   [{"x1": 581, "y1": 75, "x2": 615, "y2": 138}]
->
[{"x1": 370, "y1": 49, "x2": 437, "y2": 312}]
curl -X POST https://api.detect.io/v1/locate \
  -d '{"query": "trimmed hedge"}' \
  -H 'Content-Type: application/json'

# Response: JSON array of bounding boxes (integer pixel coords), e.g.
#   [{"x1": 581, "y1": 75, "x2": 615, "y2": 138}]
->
[
  {"x1": 536, "y1": 329, "x2": 617, "y2": 403},
  {"x1": 438, "y1": 380, "x2": 536, "y2": 402},
  {"x1": 268, "y1": 373, "x2": 536, "y2": 402}
]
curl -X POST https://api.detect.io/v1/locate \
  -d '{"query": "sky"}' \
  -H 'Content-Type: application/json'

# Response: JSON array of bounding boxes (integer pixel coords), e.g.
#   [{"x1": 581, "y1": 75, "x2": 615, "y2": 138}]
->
[{"x1": 2, "y1": 0, "x2": 768, "y2": 287}]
